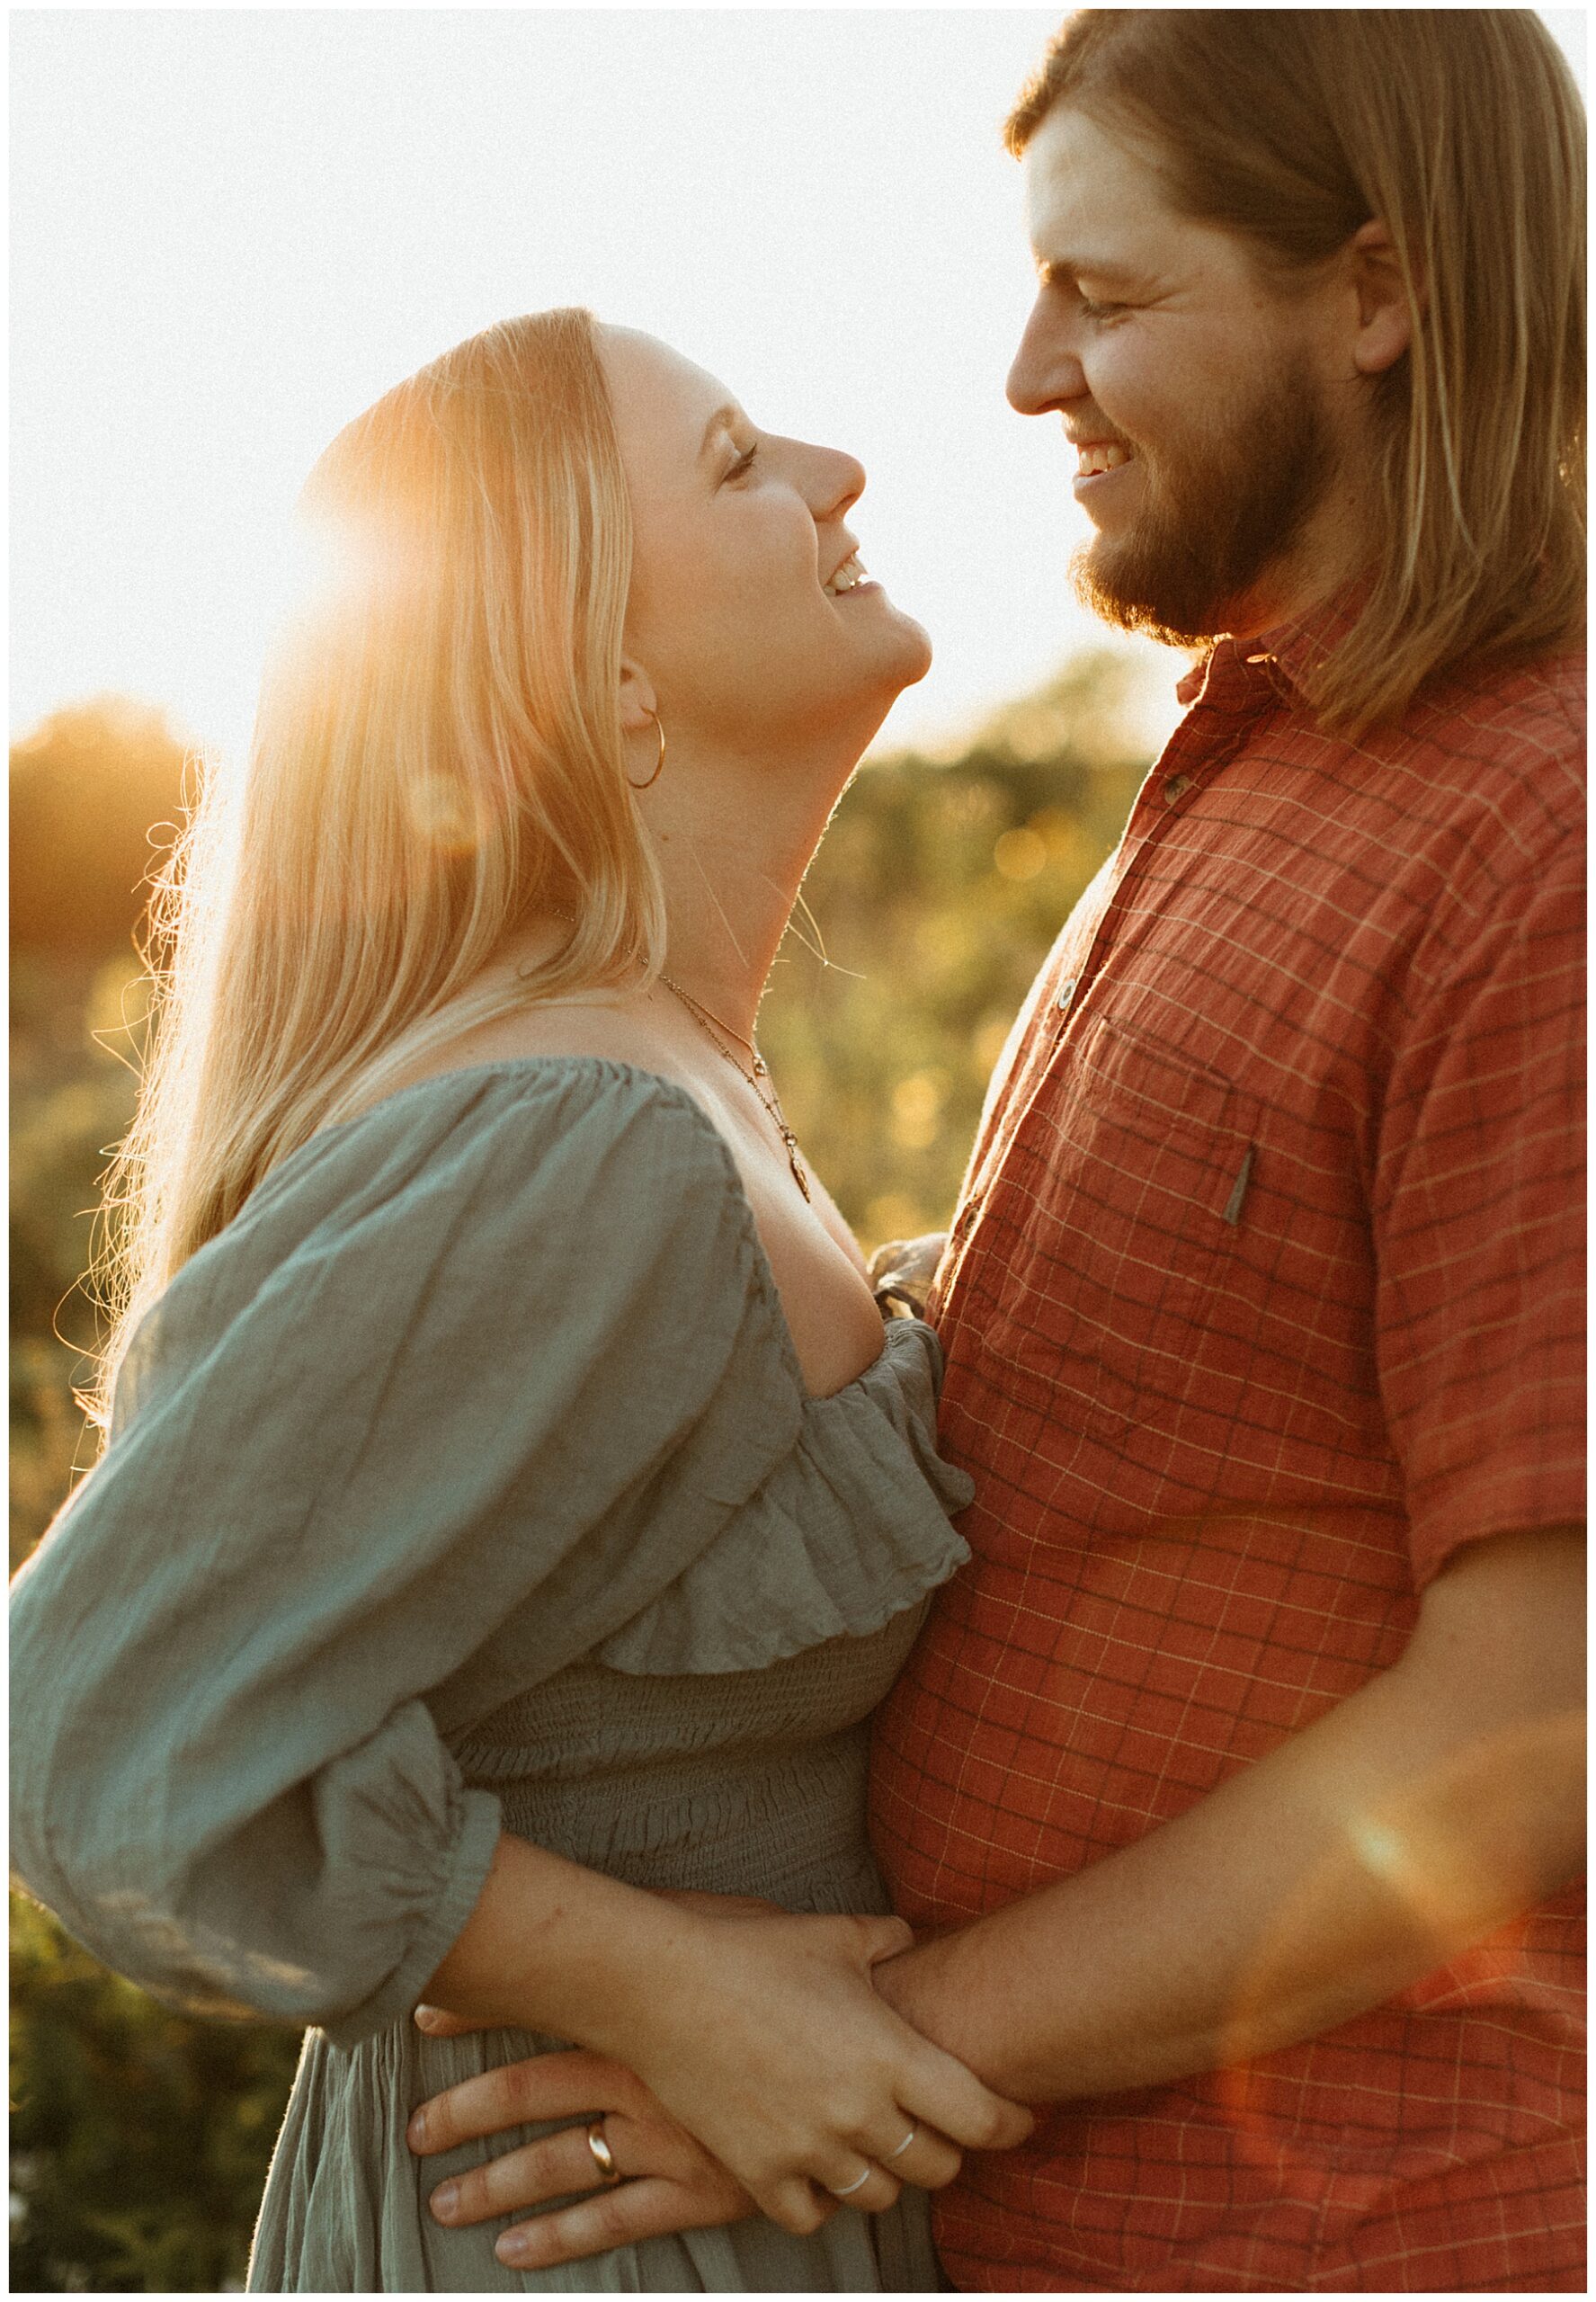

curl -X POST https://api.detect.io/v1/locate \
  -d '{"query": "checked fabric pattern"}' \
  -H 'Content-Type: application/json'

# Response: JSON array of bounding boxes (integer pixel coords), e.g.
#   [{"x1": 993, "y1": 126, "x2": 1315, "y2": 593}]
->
[{"x1": 870, "y1": 612, "x2": 1585, "y2": 2292}]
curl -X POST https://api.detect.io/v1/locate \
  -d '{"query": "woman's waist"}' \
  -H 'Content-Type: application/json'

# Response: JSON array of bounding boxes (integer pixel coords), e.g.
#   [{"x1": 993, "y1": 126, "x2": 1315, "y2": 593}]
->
[{"x1": 462, "y1": 1726, "x2": 881, "y2": 1902}]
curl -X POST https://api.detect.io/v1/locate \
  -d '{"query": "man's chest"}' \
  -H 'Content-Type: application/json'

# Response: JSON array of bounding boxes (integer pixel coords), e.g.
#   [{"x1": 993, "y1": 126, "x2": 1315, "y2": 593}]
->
[{"x1": 934, "y1": 749, "x2": 1426, "y2": 1496}]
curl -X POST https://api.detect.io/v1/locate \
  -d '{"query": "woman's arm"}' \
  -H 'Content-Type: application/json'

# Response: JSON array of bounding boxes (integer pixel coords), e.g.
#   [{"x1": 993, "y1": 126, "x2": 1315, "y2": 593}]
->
[
  {"x1": 412, "y1": 1831, "x2": 1028, "y2": 2232},
  {"x1": 7, "y1": 1073, "x2": 1026, "y2": 2236},
  {"x1": 6, "y1": 1083, "x2": 948, "y2": 2050}
]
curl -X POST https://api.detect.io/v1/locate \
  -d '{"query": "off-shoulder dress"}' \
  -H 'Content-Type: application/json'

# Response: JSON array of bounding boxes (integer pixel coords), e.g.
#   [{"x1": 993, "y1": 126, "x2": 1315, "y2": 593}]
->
[{"x1": 8, "y1": 1060, "x2": 976, "y2": 2292}]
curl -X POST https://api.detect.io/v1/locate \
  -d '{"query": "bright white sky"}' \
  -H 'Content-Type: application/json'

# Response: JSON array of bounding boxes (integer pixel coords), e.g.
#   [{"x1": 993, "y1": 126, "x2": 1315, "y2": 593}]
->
[{"x1": 11, "y1": 7, "x2": 1586, "y2": 769}]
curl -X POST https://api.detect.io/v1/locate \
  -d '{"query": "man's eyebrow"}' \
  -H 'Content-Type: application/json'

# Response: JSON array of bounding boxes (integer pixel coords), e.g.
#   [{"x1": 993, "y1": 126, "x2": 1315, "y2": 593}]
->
[{"x1": 697, "y1": 404, "x2": 741, "y2": 460}]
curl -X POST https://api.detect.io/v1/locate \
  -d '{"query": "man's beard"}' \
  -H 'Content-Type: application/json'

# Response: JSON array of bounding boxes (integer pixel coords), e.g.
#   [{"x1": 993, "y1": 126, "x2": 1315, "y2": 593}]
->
[{"x1": 1073, "y1": 359, "x2": 1336, "y2": 647}]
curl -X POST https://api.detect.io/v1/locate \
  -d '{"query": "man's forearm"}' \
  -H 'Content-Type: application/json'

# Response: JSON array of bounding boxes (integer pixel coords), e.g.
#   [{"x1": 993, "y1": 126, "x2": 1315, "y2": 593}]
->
[{"x1": 873, "y1": 1526, "x2": 1584, "y2": 2102}]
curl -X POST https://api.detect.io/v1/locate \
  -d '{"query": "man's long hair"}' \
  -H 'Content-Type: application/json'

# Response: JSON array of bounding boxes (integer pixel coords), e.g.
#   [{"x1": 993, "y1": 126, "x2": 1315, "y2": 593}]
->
[
  {"x1": 92, "y1": 308, "x2": 664, "y2": 1425},
  {"x1": 1008, "y1": 10, "x2": 1585, "y2": 734}
]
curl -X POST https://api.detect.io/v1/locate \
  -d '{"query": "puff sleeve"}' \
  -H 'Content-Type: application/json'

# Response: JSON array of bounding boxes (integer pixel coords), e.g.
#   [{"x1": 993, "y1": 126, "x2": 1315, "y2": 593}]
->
[{"x1": 9, "y1": 1062, "x2": 804, "y2": 2049}]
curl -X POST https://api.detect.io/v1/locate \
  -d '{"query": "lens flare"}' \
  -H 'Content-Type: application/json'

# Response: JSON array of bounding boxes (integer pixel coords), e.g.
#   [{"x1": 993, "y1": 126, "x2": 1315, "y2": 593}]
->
[
  {"x1": 1208, "y1": 1708, "x2": 1583, "y2": 2175},
  {"x1": 270, "y1": 506, "x2": 391, "y2": 634}
]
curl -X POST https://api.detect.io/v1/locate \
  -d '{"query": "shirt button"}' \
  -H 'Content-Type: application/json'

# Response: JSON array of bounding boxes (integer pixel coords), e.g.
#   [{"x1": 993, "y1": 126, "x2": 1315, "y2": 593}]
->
[
  {"x1": 1055, "y1": 976, "x2": 1078, "y2": 1012},
  {"x1": 1164, "y1": 772, "x2": 1192, "y2": 804}
]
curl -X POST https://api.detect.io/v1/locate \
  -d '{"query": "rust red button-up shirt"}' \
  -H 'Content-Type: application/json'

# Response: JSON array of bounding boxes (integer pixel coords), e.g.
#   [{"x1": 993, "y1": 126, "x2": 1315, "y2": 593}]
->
[{"x1": 870, "y1": 620, "x2": 1585, "y2": 2292}]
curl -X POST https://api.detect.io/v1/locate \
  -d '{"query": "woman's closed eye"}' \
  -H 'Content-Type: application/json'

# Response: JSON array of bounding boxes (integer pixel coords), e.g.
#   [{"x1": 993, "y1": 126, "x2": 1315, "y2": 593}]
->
[{"x1": 723, "y1": 441, "x2": 760, "y2": 484}]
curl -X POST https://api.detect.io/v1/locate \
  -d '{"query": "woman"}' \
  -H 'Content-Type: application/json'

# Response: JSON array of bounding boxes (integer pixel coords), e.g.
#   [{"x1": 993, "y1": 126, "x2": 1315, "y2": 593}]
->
[{"x1": 8, "y1": 308, "x2": 1030, "y2": 2291}]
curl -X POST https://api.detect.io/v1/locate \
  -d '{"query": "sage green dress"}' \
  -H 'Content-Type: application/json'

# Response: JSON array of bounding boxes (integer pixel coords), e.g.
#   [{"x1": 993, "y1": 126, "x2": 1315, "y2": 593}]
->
[{"x1": 8, "y1": 1060, "x2": 975, "y2": 2293}]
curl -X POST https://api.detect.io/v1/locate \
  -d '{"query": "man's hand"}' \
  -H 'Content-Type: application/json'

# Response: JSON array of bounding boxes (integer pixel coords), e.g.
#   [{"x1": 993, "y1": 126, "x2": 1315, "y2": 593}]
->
[
  {"x1": 867, "y1": 1233, "x2": 948, "y2": 1319},
  {"x1": 407, "y1": 2048, "x2": 759, "y2": 2273},
  {"x1": 407, "y1": 2042, "x2": 971, "y2": 2271}
]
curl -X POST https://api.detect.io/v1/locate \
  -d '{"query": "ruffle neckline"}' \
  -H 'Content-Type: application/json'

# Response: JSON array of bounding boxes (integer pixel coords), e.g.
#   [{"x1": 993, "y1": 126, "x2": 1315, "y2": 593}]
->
[{"x1": 593, "y1": 1318, "x2": 974, "y2": 1676}]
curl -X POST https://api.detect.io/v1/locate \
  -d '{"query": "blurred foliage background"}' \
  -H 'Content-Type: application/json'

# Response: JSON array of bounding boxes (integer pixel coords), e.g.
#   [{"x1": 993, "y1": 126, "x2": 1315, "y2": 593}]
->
[{"x1": 10, "y1": 658, "x2": 1153, "y2": 2289}]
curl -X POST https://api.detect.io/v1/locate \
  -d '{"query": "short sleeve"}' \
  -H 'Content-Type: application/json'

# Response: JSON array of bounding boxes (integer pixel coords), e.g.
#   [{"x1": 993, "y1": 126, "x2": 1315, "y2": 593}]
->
[
  {"x1": 9, "y1": 1062, "x2": 802, "y2": 2048},
  {"x1": 1373, "y1": 843, "x2": 1584, "y2": 1584}
]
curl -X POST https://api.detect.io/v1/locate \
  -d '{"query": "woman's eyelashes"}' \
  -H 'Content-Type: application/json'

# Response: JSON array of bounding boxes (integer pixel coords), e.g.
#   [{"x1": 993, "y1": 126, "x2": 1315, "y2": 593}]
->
[{"x1": 723, "y1": 440, "x2": 760, "y2": 484}]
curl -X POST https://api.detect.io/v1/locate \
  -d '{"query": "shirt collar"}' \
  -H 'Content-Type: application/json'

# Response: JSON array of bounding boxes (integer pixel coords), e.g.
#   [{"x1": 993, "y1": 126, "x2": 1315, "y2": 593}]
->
[{"x1": 1173, "y1": 580, "x2": 1369, "y2": 710}]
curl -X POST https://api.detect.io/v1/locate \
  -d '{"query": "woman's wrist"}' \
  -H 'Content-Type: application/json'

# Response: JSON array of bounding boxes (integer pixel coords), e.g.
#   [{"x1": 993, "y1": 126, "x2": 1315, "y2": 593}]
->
[
  {"x1": 420, "y1": 1831, "x2": 715, "y2": 2057},
  {"x1": 527, "y1": 1887, "x2": 715, "y2": 2064}
]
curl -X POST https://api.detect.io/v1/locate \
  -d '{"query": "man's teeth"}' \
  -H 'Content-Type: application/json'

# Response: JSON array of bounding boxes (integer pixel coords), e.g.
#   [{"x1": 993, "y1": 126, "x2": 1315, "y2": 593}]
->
[
  {"x1": 1078, "y1": 443, "x2": 1132, "y2": 477},
  {"x1": 825, "y1": 554, "x2": 868, "y2": 596}
]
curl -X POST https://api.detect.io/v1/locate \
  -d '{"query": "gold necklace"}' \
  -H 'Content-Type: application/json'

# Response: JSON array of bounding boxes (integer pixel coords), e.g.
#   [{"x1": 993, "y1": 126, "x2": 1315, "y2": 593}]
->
[
  {"x1": 659, "y1": 974, "x2": 812, "y2": 1203},
  {"x1": 658, "y1": 972, "x2": 766, "y2": 1073}
]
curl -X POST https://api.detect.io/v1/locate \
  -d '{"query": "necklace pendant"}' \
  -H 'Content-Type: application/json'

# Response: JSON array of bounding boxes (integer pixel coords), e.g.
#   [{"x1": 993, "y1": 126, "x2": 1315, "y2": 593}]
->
[
  {"x1": 659, "y1": 974, "x2": 810, "y2": 1202},
  {"x1": 780, "y1": 1128, "x2": 811, "y2": 1200}
]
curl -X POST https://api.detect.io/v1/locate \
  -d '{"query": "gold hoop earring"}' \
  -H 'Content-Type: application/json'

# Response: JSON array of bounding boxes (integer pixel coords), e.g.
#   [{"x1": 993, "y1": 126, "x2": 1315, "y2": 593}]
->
[{"x1": 626, "y1": 711, "x2": 666, "y2": 791}]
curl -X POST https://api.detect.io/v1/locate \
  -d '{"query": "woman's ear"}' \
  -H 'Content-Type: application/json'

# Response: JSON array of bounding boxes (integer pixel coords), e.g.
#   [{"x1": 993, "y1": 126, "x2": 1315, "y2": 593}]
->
[
  {"x1": 1348, "y1": 219, "x2": 1415, "y2": 377},
  {"x1": 618, "y1": 656, "x2": 657, "y2": 736}
]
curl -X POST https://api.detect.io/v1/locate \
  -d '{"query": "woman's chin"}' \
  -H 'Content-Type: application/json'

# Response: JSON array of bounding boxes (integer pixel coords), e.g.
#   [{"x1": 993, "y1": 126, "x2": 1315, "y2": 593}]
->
[
  {"x1": 878, "y1": 607, "x2": 933, "y2": 691},
  {"x1": 904, "y1": 624, "x2": 934, "y2": 688}
]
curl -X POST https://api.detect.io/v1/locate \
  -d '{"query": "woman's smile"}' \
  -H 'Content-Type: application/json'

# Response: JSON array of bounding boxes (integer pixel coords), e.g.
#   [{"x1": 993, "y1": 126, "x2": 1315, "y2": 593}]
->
[
  {"x1": 602, "y1": 324, "x2": 931, "y2": 743},
  {"x1": 823, "y1": 549, "x2": 879, "y2": 600}
]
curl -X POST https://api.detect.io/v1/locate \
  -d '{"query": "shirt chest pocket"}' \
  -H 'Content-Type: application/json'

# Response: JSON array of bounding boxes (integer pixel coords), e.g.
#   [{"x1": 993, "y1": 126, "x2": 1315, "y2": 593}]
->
[{"x1": 973, "y1": 1017, "x2": 1260, "y2": 1439}]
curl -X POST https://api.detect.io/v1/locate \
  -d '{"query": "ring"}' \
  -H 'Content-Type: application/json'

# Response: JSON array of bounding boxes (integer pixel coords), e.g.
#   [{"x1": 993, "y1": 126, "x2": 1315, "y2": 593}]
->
[
  {"x1": 826, "y1": 2164, "x2": 873, "y2": 2198},
  {"x1": 886, "y1": 2125, "x2": 918, "y2": 2161},
  {"x1": 585, "y1": 2118, "x2": 621, "y2": 2187}
]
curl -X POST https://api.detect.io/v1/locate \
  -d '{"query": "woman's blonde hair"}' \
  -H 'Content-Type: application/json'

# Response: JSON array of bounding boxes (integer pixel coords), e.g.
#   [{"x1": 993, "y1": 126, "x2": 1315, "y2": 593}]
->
[
  {"x1": 92, "y1": 306, "x2": 663, "y2": 1423},
  {"x1": 1006, "y1": 9, "x2": 1586, "y2": 734}
]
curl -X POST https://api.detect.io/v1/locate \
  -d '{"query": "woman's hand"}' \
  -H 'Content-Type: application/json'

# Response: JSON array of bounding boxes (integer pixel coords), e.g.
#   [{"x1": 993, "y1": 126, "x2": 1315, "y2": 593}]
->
[
  {"x1": 407, "y1": 2045, "x2": 969, "y2": 2272},
  {"x1": 588, "y1": 1907, "x2": 1030, "y2": 2232},
  {"x1": 415, "y1": 1842, "x2": 1032, "y2": 2235},
  {"x1": 412, "y1": 1898, "x2": 1031, "y2": 2242}
]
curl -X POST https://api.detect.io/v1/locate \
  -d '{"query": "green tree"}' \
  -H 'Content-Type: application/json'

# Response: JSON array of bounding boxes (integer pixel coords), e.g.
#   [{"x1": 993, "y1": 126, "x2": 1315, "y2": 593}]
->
[{"x1": 10, "y1": 700, "x2": 191, "y2": 959}]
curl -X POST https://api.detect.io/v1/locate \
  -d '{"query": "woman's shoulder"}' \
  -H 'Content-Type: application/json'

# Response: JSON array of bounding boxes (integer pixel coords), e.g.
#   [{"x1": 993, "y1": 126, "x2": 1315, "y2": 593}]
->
[
  {"x1": 254, "y1": 1053, "x2": 736, "y2": 1250},
  {"x1": 111, "y1": 1055, "x2": 776, "y2": 1437}
]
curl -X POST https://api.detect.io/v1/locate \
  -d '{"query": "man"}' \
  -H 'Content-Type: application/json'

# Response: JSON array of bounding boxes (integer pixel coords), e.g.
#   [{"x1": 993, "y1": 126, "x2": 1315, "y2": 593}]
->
[{"x1": 406, "y1": 12, "x2": 1584, "y2": 2289}]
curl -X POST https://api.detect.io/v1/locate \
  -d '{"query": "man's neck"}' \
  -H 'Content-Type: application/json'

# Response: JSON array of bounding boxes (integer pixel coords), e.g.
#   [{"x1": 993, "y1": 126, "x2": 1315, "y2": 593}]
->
[{"x1": 1217, "y1": 449, "x2": 1378, "y2": 643}]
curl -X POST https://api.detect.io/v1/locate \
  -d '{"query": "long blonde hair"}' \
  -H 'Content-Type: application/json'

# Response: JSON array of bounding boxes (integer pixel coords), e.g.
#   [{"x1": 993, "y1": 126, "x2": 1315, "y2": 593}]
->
[
  {"x1": 1006, "y1": 9, "x2": 1586, "y2": 734},
  {"x1": 93, "y1": 307, "x2": 664, "y2": 1424}
]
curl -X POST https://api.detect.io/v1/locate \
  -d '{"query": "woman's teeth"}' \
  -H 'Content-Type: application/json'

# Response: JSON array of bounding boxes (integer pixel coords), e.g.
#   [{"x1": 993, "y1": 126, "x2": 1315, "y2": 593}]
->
[{"x1": 825, "y1": 554, "x2": 868, "y2": 596}]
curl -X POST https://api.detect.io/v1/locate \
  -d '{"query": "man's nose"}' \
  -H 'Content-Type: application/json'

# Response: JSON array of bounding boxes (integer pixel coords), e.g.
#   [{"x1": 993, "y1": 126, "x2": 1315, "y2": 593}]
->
[{"x1": 1006, "y1": 296, "x2": 1085, "y2": 416}]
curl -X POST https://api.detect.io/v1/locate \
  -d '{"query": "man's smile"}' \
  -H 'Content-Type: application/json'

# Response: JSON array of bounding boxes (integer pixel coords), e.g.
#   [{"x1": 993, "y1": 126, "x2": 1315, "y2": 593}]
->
[{"x1": 1074, "y1": 440, "x2": 1134, "y2": 477}]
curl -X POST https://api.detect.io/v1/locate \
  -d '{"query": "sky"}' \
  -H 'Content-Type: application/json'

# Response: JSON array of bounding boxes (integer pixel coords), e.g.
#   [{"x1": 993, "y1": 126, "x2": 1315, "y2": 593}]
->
[{"x1": 11, "y1": 7, "x2": 1586, "y2": 770}]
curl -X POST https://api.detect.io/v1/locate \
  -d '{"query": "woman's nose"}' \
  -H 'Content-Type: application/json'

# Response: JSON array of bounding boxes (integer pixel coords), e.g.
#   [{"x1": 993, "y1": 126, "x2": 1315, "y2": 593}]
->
[
  {"x1": 802, "y1": 442, "x2": 866, "y2": 522},
  {"x1": 1006, "y1": 294, "x2": 1086, "y2": 415}
]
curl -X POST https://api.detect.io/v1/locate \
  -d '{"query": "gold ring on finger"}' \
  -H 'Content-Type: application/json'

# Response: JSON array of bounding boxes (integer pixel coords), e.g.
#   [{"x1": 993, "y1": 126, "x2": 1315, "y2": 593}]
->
[{"x1": 585, "y1": 2118, "x2": 621, "y2": 2187}]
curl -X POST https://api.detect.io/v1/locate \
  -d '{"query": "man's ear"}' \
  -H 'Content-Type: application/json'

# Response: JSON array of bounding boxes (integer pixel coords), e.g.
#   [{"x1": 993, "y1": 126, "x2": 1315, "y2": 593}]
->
[
  {"x1": 618, "y1": 656, "x2": 657, "y2": 735},
  {"x1": 1349, "y1": 219, "x2": 1415, "y2": 377}
]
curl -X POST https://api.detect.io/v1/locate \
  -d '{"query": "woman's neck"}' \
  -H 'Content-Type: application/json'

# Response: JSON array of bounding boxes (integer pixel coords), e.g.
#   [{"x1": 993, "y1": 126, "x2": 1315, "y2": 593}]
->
[{"x1": 641, "y1": 725, "x2": 862, "y2": 1044}]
